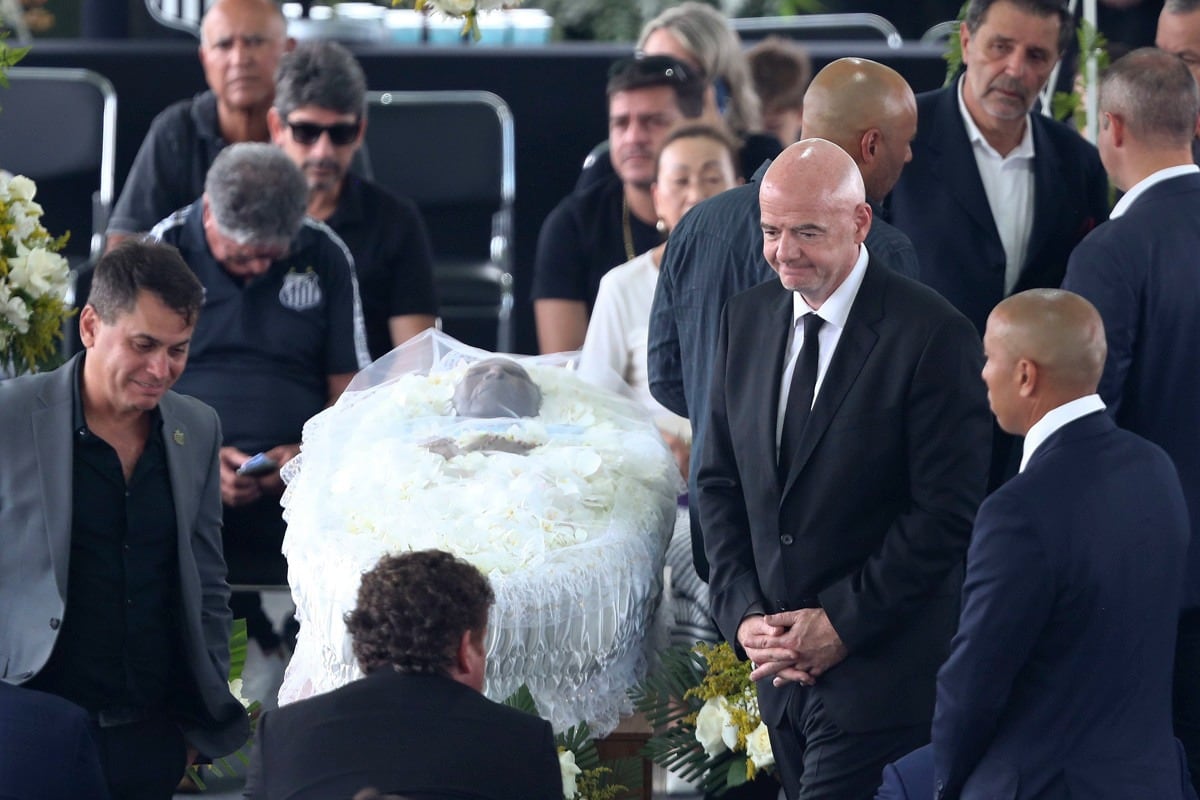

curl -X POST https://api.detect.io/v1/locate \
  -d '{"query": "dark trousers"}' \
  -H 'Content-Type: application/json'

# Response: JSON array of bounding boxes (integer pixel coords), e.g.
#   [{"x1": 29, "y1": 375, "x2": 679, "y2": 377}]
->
[
  {"x1": 88, "y1": 715, "x2": 186, "y2": 800},
  {"x1": 1176, "y1": 610, "x2": 1200, "y2": 795},
  {"x1": 769, "y1": 687, "x2": 928, "y2": 800}
]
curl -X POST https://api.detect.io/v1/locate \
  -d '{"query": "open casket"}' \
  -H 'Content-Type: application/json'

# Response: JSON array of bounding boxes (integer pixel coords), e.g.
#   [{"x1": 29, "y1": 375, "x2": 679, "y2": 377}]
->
[{"x1": 278, "y1": 330, "x2": 681, "y2": 735}]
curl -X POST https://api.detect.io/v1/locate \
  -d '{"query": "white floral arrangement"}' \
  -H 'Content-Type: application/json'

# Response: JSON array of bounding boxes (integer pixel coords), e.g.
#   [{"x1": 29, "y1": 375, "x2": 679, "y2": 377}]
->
[
  {"x1": 279, "y1": 332, "x2": 681, "y2": 735},
  {"x1": 0, "y1": 172, "x2": 71, "y2": 374},
  {"x1": 632, "y1": 642, "x2": 775, "y2": 795},
  {"x1": 312, "y1": 363, "x2": 675, "y2": 575}
]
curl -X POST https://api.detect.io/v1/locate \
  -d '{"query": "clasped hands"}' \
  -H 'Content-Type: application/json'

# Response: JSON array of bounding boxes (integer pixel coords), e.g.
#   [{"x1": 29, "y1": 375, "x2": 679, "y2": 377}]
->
[
  {"x1": 219, "y1": 444, "x2": 301, "y2": 507},
  {"x1": 737, "y1": 608, "x2": 848, "y2": 688}
]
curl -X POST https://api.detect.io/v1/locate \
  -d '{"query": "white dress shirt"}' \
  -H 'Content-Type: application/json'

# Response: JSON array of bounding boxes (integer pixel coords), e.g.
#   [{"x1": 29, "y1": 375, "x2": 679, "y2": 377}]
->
[
  {"x1": 957, "y1": 77, "x2": 1035, "y2": 296},
  {"x1": 1110, "y1": 164, "x2": 1200, "y2": 219},
  {"x1": 775, "y1": 244, "x2": 870, "y2": 450},
  {"x1": 1019, "y1": 394, "x2": 1106, "y2": 472}
]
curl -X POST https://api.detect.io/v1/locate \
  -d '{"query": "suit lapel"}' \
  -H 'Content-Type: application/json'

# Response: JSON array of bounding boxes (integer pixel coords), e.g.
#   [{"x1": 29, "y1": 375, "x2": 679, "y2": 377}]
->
[
  {"x1": 761, "y1": 287, "x2": 794, "y2": 488},
  {"x1": 1022, "y1": 116, "x2": 1066, "y2": 280},
  {"x1": 31, "y1": 358, "x2": 79, "y2": 596},
  {"x1": 158, "y1": 393, "x2": 195, "y2": 549},
  {"x1": 781, "y1": 263, "x2": 884, "y2": 495},
  {"x1": 927, "y1": 87, "x2": 1000, "y2": 241}
]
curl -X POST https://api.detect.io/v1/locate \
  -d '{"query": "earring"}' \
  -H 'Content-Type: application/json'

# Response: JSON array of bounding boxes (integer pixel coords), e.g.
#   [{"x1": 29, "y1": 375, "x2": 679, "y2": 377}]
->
[{"x1": 656, "y1": 219, "x2": 667, "y2": 234}]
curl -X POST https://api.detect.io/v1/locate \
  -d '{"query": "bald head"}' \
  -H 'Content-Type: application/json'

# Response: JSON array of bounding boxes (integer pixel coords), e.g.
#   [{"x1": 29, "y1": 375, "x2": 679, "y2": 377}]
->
[
  {"x1": 801, "y1": 58, "x2": 918, "y2": 201},
  {"x1": 759, "y1": 139, "x2": 871, "y2": 306},
  {"x1": 452, "y1": 358, "x2": 543, "y2": 418},
  {"x1": 763, "y1": 138, "x2": 866, "y2": 209},
  {"x1": 983, "y1": 290, "x2": 1107, "y2": 435},
  {"x1": 199, "y1": 0, "x2": 289, "y2": 118}
]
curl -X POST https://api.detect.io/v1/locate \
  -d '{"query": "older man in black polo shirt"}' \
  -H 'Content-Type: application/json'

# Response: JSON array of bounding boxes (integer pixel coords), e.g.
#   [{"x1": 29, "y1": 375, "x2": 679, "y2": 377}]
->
[
  {"x1": 0, "y1": 241, "x2": 249, "y2": 800},
  {"x1": 151, "y1": 142, "x2": 369, "y2": 671},
  {"x1": 268, "y1": 40, "x2": 437, "y2": 360}
]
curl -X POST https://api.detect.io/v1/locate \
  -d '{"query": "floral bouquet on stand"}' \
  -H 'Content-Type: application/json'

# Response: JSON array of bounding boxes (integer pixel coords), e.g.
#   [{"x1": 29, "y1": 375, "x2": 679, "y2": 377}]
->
[
  {"x1": 0, "y1": 172, "x2": 71, "y2": 376},
  {"x1": 409, "y1": 0, "x2": 518, "y2": 40},
  {"x1": 630, "y1": 641, "x2": 775, "y2": 796},
  {"x1": 504, "y1": 685, "x2": 639, "y2": 800}
]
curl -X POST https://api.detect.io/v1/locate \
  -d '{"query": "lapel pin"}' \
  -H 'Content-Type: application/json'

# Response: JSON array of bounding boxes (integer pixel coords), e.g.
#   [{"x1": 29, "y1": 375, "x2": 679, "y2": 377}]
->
[{"x1": 173, "y1": 429, "x2": 185, "y2": 446}]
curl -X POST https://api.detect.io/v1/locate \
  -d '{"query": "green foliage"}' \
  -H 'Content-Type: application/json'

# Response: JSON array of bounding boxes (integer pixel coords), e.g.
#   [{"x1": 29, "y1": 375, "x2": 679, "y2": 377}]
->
[
  {"x1": 629, "y1": 642, "x2": 769, "y2": 797},
  {"x1": 186, "y1": 619, "x2": 260, "y2": 790},
  {"x1": 503, "y1": 685, "x2": 636, "y2": 798},
  {"x1": 1052, "y1": 18, "x2": 1109, "y2": 126},
  {"x1": 942, "y1": 0, "x2": 969, "y2": 87},
  {"x1": 0, "y1": 35, "x2": 28, "y2": 92}
]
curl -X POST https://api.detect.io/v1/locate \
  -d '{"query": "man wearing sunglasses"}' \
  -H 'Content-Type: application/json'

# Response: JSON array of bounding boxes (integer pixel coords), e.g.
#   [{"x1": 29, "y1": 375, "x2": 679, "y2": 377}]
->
[
  {"x1": 267, "y1": 41, "x2": 437, "y2": 362},
  {"x1": 532, "y1": 54, "x2": 705, "y2": 354},
  {"x1": 106, "y1": 0, "x2": 294, "y2": 249}
]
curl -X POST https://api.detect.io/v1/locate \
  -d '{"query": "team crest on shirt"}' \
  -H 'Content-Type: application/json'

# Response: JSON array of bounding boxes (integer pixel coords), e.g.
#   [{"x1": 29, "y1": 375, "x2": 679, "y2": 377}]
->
[{"x1": 279, "y1": 267, "x2": 322, "y2": 310}]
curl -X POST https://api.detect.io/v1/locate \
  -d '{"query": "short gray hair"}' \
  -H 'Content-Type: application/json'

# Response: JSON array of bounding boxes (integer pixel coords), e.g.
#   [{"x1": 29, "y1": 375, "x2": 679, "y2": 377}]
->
[
  {"x1": 274, "y1": 40, "x2": 367, "y2": 120},
  {"x1": 204, "y1": 142, "x2": 307, "y2": 246},
  {"x1": 1101, "y1": 47, "x2": 1200, "y2": 148}
]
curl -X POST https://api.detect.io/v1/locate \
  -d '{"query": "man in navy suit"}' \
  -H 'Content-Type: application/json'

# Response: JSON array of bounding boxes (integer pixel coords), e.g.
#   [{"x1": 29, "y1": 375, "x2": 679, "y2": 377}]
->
[
  {"x1": 888, "y1": 0, "x2": 1108, "y2": 486},
  {"x1": 0, "y1": 682, "x2": 109, "y2": 800},
  {"x1": 1062, "y1": 46, "x2": 1200, "y2": 794},
  {"x1": 698, "y1": 139, "x2": 990, "y2": 799},
  {"x1": 933, "y1": 289, "x2": 1192, "y2": 799}
]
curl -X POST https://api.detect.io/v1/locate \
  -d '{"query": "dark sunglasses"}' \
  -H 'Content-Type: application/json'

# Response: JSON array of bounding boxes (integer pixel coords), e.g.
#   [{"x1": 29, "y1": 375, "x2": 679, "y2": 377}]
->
[
  {"x1": 607, "y1": 54, "x2": 697, "y2": 84},
  {"x1": 285, "y1": 118, "x2": 361, "y2": 147}
]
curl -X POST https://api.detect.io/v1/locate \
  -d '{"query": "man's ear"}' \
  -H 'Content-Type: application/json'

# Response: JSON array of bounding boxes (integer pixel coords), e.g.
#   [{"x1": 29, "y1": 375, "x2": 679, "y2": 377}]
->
[
  {"x1": 267, "y1": 107, "x2": 285, "y2": 145},
  {"x1": 78, "y1": 304, "x2": 100, "y2": 349},
  {"x1": 861, "y1": 128, "x2": 882, "y2": 162},
  {"x1": 1017, "y1": 358, "x2": 1038, "y2": 398}
]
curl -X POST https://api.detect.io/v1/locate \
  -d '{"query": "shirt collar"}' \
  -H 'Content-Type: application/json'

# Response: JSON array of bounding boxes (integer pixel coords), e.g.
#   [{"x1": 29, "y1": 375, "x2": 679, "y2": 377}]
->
[
  {"x1": 957, "y1": 76, "x2": 1035, "y2": 161},
  {"x1": 1020, "y1": 394, "x2": 1106, "y2": 471},
  {"x1": 792, "y1": 243, "x2": 870, "y2": 329},
  {"x1": 1110, "y1": 164, "x2": 1200, "y2": 218}
]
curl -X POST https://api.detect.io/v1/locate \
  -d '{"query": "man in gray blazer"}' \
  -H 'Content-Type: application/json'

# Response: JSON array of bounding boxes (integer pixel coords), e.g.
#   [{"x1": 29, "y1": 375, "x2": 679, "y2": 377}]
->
[{"x1": 0, "y1": 241, "x2": 249, "y2": 800}]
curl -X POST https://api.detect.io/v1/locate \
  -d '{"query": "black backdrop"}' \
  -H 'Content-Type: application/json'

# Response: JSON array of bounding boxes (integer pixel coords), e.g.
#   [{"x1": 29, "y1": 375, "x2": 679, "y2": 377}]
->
[{"x1": 21, "y1": 39, "x2": 947, "y2": 354}]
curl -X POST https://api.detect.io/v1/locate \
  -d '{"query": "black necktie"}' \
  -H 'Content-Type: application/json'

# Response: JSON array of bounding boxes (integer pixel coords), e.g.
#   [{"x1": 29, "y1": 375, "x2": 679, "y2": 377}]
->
[{"x1": 778, "y1": 313, "x2": 824, "y2": 476}]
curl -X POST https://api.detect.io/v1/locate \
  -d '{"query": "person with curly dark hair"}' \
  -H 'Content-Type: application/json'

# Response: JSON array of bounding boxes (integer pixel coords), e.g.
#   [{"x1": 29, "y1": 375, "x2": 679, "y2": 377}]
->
[
  {"x1": 345, "y1": 550, "x2": 495, "y2": 678},
  {"x1": 243, "y1": 550, "x2": 562, "y2": 800}
]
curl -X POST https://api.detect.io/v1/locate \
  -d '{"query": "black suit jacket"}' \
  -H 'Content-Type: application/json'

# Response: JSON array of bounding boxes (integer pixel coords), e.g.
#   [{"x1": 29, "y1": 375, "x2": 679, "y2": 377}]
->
[
  {"x1": 698, "y1": 258, "x2": 991, "y2": 734},
  {"x1": 888, "y1": 84, "x2": 1108, "y2": 336},
  {"x1": 244, "y1": 671, "x2": 562, "y2": 800}
]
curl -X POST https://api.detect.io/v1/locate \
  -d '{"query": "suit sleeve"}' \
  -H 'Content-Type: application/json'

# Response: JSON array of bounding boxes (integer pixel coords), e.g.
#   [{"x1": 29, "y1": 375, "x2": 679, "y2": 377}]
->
[
  {"x1": 647, "y1": 236, "x2": 688, "y2": 417},
  {"x1": 696, "y1": 304, "x2": 767, "y2": 647},
  {"x1": 243, "y1": 710, "x2": 269, "y2": 799},
  {"x1": 1062, "y1": 234, "x2": 1136, "y2": 416},
  {"x1": 532, "y1": 718, "x2": 565, "y2": 800},
  {"x1": 932, "y1": 490, "x2": 1053, "y2": 799},
  {"x1": 821, "y1": 312, "x2": 990, "y2": 651},
  {"x1": 196, "y1": 407, "x2": 234, "y2": 685}
]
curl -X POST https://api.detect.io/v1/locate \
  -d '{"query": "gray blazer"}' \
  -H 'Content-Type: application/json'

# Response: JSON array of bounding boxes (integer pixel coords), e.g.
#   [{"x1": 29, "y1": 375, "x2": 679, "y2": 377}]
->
[{"x1": 0, "y1": 354, "x2": 249, "y2": 757}]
